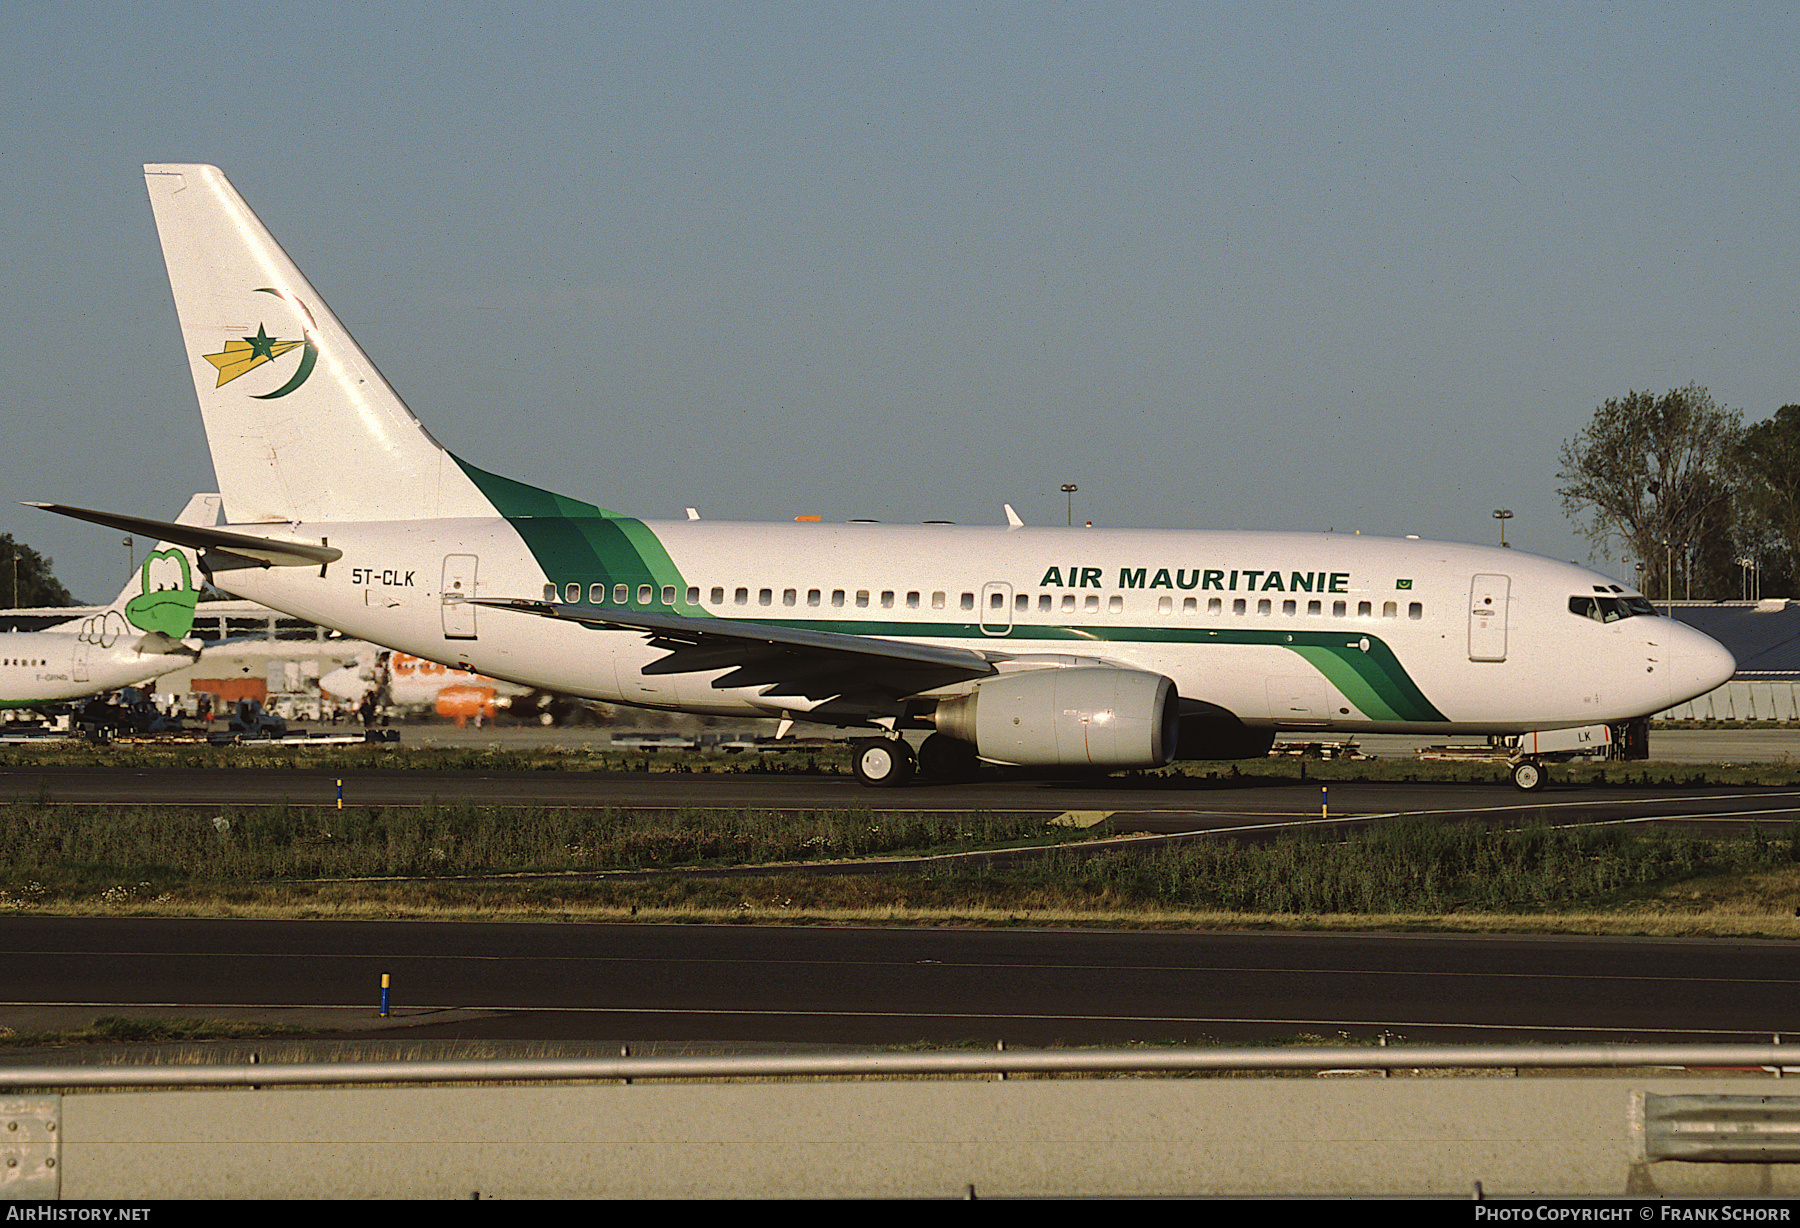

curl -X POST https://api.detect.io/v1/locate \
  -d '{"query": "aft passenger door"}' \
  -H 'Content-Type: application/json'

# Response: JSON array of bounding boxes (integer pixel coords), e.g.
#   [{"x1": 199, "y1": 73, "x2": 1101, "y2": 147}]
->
[
  {"x1": 442, "y1": 554, "x2": 479, "y2": 641},
  {"x1": 1468, "y1": 574, "x2": 1510, "y2": 662}
]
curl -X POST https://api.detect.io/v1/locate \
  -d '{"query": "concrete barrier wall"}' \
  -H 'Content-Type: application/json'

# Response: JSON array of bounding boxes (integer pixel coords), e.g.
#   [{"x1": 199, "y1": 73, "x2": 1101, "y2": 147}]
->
[
  {"x1": 1661, "y1": 680, "x2": 1800, "y2": 722},
  {"x1": 29, "y1": 1076, "x2": 1800, "y2": 1199}
]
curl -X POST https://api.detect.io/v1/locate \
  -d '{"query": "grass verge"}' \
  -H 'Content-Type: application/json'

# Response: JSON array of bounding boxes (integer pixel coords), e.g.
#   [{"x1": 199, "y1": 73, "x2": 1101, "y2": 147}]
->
[
  {"x1": 8, "y1": 800, "x2": 1800, "y2": 937},
  {"x1": 0, "y1": 1015, "x2": 324, "y2": 1048}
]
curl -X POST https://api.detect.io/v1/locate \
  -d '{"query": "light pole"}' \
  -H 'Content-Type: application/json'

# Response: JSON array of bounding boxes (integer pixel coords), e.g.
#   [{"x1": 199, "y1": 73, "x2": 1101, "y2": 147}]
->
[
  {"x1": 1737, "y1": 557, "x2": 1761, "y2": 602},
  {"x1": 1062, "y1": 484, "x2": 1078, "y2": 527},
  {"x1": 1492, "y1": 509, "x2": 1513, "y2": 548}
]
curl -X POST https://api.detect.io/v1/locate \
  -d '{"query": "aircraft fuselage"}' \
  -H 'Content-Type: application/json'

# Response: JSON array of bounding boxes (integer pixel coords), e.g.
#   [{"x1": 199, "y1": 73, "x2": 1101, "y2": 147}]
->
[{"x1": 212, "y1": 516, "x2": 1728, "y2": 735}]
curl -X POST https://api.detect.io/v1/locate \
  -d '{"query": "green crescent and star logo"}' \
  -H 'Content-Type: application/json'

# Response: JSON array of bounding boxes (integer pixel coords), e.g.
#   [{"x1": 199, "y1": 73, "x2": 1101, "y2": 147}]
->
[{"x1": 201, "y1": 288, "x2": 318, "y2": 399}]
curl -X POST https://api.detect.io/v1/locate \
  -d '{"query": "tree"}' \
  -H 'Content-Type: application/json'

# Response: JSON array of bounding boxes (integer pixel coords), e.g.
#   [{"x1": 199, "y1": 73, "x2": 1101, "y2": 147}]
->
[
  {"x1": 0, "y1": 533, "x2": 74, "y2": 608},
  {"x1": 1733, "y1": 404, "x2": 1800, "y2": 596},
  {"x1": 1557, "y1": 384, "x2": 1744, "y2": 601}
]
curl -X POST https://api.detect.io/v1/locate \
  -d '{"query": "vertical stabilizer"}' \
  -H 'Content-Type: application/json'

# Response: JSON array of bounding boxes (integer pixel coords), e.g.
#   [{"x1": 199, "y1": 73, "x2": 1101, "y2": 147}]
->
[{"x1": 143, "y1": 165, "x2": 495, "y2": 524}]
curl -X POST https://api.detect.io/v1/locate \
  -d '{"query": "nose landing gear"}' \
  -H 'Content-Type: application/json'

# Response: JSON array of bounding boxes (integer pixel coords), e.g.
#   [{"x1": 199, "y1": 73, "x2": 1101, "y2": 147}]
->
[{"x1": 1511, "y1": 758, "x2": 1548, "y2": 792}]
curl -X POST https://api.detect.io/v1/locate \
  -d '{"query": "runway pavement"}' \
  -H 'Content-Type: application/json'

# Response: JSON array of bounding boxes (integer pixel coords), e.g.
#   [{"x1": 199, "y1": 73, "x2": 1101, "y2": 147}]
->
[
  {"x1": 9, "y1": 916, "x2": 1800, "y2": 1052},
  {"x1": 6, "y1": 760, "x2": 1800, "y2": 841},
  {"x1": 392, "y1": 721, "x2": 1800, "y2": 764}
]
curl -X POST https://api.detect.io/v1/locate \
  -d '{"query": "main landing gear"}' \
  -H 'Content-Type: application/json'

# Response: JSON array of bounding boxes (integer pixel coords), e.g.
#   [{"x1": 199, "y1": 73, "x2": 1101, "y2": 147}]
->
[
  {"x1": 850, "y1": 733, "x2": 984, "y2": 787},
  {"x1": 851, "y1": 736, "x2": 915, "y2": 787}
]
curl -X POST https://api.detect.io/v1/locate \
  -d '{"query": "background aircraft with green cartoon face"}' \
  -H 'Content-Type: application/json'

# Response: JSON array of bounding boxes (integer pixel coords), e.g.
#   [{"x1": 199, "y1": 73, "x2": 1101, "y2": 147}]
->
[
  {"x1": 32, "y1": 166, "x2": 1739, "y2": 789},
  {"x1": 0, "y1": 495, "x2": 208, "y2": 708}
]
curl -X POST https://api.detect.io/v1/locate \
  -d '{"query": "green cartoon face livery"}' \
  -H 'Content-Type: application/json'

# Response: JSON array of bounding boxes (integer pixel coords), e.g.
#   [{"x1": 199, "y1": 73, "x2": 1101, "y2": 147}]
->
[{"x1": 124, "y1": 548, "x2": 200, "y2": 637}]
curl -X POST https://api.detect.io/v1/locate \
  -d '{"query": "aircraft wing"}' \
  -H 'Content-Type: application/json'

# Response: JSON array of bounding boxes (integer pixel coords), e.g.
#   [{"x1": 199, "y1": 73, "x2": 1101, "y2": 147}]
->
[{"x1": 473, "y1": 600, "x2": 998, "y2": 700}]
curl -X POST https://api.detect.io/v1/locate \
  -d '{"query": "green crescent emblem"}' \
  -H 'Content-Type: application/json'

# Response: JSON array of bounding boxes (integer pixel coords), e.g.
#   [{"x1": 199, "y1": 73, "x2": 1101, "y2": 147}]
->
[{"x1": 199, "y1": 288, "x2": 319, "y2": 399}]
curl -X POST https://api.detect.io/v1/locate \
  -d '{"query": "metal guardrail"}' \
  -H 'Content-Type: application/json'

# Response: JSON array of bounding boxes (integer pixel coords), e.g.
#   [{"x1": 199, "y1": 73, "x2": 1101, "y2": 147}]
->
[
  {"x1": 1639, "y1": 1092, "x2": 1800, "y2": 1162},
  {"x1": 3, "y1": 1042, "x2": 1796, "y2": 1089}
]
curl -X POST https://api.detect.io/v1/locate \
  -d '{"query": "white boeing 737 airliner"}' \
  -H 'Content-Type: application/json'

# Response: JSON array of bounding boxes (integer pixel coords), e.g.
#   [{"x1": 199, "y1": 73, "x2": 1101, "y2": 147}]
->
[
  {"x1": 2, "y1": 494, "x2": 210, "y2": 707},
  {"x1": 33, "y1": 165, "x2": 1735, "y2": 788}
]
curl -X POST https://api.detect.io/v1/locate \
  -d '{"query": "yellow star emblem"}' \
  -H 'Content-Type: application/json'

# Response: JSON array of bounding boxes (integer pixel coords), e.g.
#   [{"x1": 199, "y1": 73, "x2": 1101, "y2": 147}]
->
[{"x1": 203, "y1": 325, "x2": 305, "y2": 387}]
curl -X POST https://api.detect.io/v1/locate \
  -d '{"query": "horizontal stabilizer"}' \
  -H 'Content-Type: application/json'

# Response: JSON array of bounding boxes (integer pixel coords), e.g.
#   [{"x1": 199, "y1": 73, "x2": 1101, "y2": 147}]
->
[
  {"x1": 26, "y1": 503, "x2": 341, "y2": 568},
  {"x1": 133, "y1": 630, "x2": 202, "y2": 659}
]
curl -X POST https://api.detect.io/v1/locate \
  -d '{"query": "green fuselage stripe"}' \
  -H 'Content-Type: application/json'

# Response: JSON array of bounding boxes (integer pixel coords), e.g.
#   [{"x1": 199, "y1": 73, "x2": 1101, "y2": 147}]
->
[{"x1": 446, "y1": 463, "x2": 1445, "y2": 723}]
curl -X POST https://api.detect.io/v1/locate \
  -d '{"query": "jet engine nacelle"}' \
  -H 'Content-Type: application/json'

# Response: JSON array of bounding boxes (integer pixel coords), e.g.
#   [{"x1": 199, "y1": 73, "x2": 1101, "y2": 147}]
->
[{"x1": 933, "y1": 667, "x2": 1180, "y2": 768}]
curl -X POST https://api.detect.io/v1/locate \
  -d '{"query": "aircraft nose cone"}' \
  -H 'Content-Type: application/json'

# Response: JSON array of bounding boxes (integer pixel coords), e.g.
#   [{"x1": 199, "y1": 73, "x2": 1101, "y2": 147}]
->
[{"x1": 1665, "y1": 624, "x2": 1736, "y2": 708}]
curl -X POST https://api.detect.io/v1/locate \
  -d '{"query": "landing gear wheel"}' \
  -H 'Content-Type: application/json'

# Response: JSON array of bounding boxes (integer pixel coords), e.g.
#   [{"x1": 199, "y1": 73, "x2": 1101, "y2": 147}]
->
[
  {"x1": 917, "y1": 733, "x2": 980, "y2": 782},
  {"x1": 852, "y1": 737, "x2": 915, "y2": 788},
  {"x1": 1511, "y1": 759, "x2": 1548, "y2": 792}
]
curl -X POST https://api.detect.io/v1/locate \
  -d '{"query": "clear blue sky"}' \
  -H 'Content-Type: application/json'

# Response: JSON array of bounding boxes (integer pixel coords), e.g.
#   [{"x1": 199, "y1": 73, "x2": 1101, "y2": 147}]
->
[{"x1": 3, "y1": 1, "x2": 1795, "y2": 602}]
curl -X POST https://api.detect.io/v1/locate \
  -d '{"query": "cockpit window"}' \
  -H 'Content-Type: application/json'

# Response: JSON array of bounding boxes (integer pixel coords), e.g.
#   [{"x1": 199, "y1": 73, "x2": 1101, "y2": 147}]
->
[{"x1": 1568, "y1": 594, "x2": 1657, "y2": 623}]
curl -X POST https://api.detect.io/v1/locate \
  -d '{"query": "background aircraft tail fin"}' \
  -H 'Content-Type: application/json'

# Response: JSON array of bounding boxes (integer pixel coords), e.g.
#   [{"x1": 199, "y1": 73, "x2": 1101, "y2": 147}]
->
[
  {"x1": 48, "y1": 493, "x2": 217, "y2": 651},
  {"x1": 143, "y1": 165, "x2": 496, "y2": 524}
]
